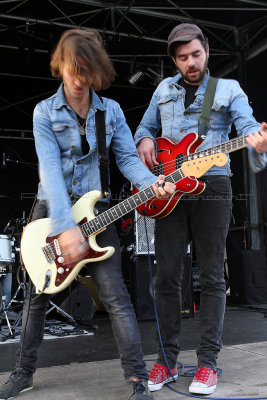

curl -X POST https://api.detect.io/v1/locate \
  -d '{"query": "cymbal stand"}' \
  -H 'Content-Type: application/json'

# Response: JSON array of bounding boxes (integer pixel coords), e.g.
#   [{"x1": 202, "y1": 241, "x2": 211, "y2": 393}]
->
[
  {"x1": 0, "y1": 269, "x2": 27, "y2": 341},
  {"x1": 0, "y1": 295, "x2": 15, "y2": 339},
  {"x1": 46, "y1": 300, "x2": 76, "y2": 325}
]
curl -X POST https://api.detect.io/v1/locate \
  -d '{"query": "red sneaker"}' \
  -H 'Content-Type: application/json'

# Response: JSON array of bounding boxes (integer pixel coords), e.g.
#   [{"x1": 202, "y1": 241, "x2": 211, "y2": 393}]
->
[
  {"x1": 148, "y1": 364, "x2": 178, "y2": 392},
  {"x1": 189, "y1": 366, "x2": 218, "y2": 395}
]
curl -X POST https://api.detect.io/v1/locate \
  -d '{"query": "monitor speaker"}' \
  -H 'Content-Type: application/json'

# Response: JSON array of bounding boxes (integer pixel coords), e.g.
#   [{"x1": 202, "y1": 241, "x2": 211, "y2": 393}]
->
[{"x1": 228, "y1": 249, "x2": 267, "y2": 305}]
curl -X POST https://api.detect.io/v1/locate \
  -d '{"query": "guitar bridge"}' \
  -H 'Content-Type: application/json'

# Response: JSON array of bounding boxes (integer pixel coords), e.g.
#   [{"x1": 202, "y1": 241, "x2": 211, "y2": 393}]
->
[{"x1": 42, "y1": 243, "x2": 55, "y2": 263}]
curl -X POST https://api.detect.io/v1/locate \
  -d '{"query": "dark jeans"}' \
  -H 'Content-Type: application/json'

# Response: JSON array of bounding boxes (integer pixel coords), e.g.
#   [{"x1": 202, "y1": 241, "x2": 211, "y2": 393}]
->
[
  {"x1": 154, "y1": 175, "x2": 232, "y2": 369},
  {"x1": 17, "y1": 200, "x2": 148, "y2": 380}
]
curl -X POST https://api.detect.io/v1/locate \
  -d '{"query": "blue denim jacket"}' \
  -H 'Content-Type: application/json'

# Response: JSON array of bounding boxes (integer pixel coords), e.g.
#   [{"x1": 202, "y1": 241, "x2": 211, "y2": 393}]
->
[
  {"x1": 33, "y1": 83, "x2": 156, "y2": 235},
  {"x1": 135, "y1": 71, "x2": 266, "y2": 175}
]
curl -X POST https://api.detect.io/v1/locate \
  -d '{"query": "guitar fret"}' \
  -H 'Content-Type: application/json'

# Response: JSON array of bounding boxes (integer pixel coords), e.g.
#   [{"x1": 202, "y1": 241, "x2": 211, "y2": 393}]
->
[
  {"x1": 128, "y1": 196, "x2": 137, "y2": 209},
  {"x1": 119, "y1": 202, "x2": 127, "y2": 215},
  {"x1": 192, "y1": 134, "x2": 248, "y2": 160},
  {"x1": 122, "y1": 200, "x2": 131, "y2": 213},
  {"x1": 100, "y1": 212, "x2": 110, "y2": 226},
  {"x1": 82, "y1": 224, "x2": 89, "y2": 236},
  {"x1": 134, "y1": 192, "x2": 143, "y2": 206}
]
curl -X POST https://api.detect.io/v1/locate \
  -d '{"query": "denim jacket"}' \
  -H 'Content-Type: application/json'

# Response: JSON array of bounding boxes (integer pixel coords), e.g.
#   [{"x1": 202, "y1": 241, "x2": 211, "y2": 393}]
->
[
  {"x1": 135, "y1": 70, "x2": 266, "y2": 175},
  {"x1": 33, "y1": 83, "x2": 156, "y2": 235}
]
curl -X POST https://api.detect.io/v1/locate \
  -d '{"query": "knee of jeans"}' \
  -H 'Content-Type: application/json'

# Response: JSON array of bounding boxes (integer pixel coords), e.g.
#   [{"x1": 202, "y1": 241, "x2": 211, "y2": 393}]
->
[
  {"x1": 155, "y1": 273, "x2": 183, "y2": 292},
  {"x1": 100, "y1": 290, "x2": 133, "y2": 315},
  {"x1": 200, "y1": 275, "x2": 226, "y2": 292}
]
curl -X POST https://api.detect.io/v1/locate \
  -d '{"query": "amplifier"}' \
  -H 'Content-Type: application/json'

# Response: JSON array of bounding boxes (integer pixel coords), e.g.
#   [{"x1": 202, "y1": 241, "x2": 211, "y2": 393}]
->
[{"x1": 134, "y1": 211, "x2": 155, "y2": 255}]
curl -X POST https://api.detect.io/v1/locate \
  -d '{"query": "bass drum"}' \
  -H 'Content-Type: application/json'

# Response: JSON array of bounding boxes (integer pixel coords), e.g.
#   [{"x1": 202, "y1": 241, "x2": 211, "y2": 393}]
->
[{"x1": 0, "y1": 235, "x2": 14, "y2": 266}]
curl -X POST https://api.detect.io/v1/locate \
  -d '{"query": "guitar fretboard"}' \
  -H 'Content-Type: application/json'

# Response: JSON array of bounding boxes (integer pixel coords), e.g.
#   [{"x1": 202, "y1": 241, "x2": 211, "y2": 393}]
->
[
  {"x1": 81, "y1": 168, "x2": 185, "y2": 237},
  {"x1": 186, "y1": 134, "x2": 249, "y2": 161}
]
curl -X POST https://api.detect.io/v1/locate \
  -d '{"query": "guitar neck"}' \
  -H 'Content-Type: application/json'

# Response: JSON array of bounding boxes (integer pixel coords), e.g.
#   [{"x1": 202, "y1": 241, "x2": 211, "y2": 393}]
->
[
  {"x1": 190, "y1": 134, "x2": 249, "y2": 159},
  {"x1": 82, "y1": 168, "x2": 185, "y2": 237}
]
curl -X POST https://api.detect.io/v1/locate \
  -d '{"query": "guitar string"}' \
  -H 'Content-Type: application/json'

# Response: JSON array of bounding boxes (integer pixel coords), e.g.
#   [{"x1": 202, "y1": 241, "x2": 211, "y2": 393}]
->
[
  {"x1": 151, "y1": 135, "x2": 249, "y2": 176},
  {"x1": 45, "y1": 168, "x2": 184, "y2": 257}
]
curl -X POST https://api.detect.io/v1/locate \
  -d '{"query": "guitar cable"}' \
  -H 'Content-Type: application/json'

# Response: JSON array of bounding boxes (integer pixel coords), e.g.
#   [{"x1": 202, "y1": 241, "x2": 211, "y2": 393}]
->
[{"x1": 142, "y1": 217, "x2": 267, "y2": 400}]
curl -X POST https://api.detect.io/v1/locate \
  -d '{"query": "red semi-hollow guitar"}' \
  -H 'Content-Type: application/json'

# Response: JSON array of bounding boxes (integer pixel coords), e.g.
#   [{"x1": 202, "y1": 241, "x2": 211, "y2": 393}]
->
[{"x1": 133, "y1": 132, "x2": 250, "y2": 219}]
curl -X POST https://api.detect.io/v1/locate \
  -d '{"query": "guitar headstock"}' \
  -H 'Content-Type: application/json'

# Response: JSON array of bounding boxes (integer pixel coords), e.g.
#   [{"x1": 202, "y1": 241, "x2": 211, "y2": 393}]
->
[{"x1": 181, "y1": 153, "x2": 228, "y2": 178}]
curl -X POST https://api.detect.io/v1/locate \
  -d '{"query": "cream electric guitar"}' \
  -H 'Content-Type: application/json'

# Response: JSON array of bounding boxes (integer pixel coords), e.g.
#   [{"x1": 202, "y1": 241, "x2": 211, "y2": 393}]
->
[{"x1": 21, "y1": 153, "x2": 227, "y2": 294}]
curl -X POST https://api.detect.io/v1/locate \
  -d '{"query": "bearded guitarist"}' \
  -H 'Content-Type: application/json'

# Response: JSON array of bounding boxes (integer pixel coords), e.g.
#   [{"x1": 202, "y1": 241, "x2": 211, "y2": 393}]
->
[{"x1": 134, "y1": 23, "x2": 267, "y2": 396}]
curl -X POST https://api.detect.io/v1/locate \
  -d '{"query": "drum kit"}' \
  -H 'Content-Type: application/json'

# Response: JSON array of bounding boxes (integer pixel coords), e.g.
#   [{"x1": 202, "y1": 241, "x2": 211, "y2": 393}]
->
[
  {"x1": 0, "y1": 211, "x2": 85, "y2": 340},
  {"x1": 0, "y1": 214, "x2": 28, "y2": 340}
]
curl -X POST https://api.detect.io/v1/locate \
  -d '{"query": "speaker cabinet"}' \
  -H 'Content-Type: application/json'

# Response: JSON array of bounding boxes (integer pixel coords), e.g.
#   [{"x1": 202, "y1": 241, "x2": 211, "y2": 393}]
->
[
  {"x1": 52, "y1": 281, "x2": 97, "y2": 324},
  {"x1": 228, "y1": 249, "x2": 267, "y2": 305},
  {"x1": 130, "y1": 254, "x2": 194, "y2": 321}
]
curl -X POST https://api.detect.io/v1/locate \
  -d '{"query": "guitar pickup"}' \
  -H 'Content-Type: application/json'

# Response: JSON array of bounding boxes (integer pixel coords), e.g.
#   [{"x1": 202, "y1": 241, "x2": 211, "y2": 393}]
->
[
  {"x1": 176, "y1": 153, "x2": 184, "y2": 168},
  {"x1": 42, "y1": 243, "x2": 56, "y2": 263},
  {"x1": 154, "y1": 161, "x2": 164, "y2": 175}
]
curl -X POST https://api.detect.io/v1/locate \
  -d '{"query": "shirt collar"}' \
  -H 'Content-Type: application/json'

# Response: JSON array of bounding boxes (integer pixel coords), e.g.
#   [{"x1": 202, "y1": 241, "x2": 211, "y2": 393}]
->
[{"x1": 172, "y1": 69, "x2": 210, "y2": 95}]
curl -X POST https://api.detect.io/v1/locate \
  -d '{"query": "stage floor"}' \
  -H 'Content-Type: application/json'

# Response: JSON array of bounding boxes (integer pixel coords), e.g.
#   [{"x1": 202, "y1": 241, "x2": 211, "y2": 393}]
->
[{"x1": 0, "y1": 306, "x2": 267, "y2": 399}]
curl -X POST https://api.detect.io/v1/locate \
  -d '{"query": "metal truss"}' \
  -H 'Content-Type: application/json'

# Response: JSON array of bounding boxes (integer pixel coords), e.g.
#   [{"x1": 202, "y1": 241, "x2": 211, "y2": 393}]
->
[{"x1": 0, "y1": 0, "x2": 267, "y2": 139}]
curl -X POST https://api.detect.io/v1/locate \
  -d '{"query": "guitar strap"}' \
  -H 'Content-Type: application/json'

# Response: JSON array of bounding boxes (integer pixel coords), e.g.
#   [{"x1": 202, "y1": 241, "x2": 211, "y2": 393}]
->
[
  {"x1": 95, "y1": 96, "x2": 109, "y2": 198},
  {"x1": 198, "y1": 76, "x2": 218, "y2": 140}
]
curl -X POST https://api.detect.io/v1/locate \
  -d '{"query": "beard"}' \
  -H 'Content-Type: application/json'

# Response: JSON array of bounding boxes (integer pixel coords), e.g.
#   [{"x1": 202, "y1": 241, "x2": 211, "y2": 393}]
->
[{"x1": 182, "y1": 57, "x2": 208, "y2": 85}]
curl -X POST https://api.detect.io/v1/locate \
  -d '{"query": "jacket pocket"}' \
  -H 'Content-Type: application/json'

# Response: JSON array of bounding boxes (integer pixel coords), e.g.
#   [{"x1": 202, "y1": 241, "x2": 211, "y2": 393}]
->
[
  {"x1": 52, "y1": 120, "x2": 75, "y2": 132},
  {"x1": 158, "y1": 96, "x2": 176, "y2": 120},
  {"x1": 52, "y1": 120, "x2": 76, "y2": 152},
  {"x1": 212, "y1": 98, "x2": 229, "y2": 112}
]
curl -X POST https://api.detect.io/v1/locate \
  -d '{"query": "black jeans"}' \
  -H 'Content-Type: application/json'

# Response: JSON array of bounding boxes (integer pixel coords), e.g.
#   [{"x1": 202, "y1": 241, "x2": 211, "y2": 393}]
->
[
  {"x1": 16, "y1": 200, "x2": 148, "y2": 380},
  {"x1": 154, "y1": 175, "x2": 232, "y2": 369}
]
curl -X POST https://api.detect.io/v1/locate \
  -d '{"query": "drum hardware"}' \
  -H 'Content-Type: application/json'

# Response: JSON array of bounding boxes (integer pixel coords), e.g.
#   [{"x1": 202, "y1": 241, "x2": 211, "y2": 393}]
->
[
  {"x1": 0, "y1": 216, "x2": 27, "y2": 340},
  {"x1": 3, "y1": 214, "x2": 28, "y2": 236},
  {"x1": 46, "y1": 300, "x2": 76, "y2": 325},
  {"x1": 0, "y1": 267, "x2": 27, "y2": 341},
  {"x1": 0, "y1": 295, "x2": 16, "y2": 339},
  {"x1": 0, "y1": 235, "x2": 15, "y2": 266},
  {"x1": 0, "y1": 265, "x2": 12, "y2": 276}
]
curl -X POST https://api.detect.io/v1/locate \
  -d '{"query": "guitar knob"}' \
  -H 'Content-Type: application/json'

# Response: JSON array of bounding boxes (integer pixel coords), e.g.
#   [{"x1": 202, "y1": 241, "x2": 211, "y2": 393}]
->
[
  {"x1": 57, "y1": 267, "x2": 64, "y2": 274},
  {"x1": 58, "y1": 256, "x2": 64, "y2": 264}
]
